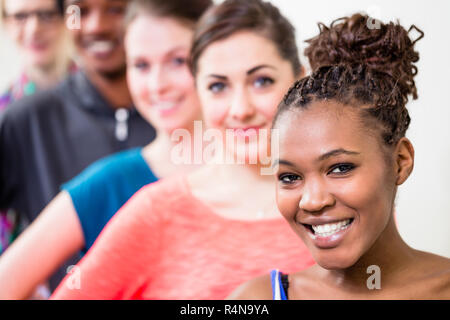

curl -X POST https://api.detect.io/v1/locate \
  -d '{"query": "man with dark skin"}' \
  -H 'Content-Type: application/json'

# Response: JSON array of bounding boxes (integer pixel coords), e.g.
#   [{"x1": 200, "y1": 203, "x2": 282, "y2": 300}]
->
[
  {"x1": 0, "y1": 0, "x2": 155, "y2": 292},
  {"x1": 67, "y1": 0, "x2": 132, "y2": 109}
]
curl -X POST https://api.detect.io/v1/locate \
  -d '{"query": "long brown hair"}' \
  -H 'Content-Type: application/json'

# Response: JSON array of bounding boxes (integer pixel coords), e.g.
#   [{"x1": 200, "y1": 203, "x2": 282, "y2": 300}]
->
[
  {"x1": 189, "y1": 0, "x2": 301, "y2": 77},
  {"x1": 124, "y1": 0, "x2": 212, "y2": 29}
]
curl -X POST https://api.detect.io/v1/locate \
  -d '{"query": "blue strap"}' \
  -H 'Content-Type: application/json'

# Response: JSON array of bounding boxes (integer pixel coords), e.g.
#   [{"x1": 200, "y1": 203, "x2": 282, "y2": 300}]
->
[
  {"x1": 270, "y1": 269, "x2": 288, "y2": 300},
  {"x1": 270, "y1": 270, "x2": 278, "y2": 300},
  {"x1": 279, "y1": 272, "x2": 288, "y2": 300}
]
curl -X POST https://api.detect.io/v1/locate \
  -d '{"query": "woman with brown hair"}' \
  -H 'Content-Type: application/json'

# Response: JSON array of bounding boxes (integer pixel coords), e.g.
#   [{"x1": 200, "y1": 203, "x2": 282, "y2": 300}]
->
[
  {"x1": 0, "y1": 0, "x2": 210, "y2": 299},
  {"x1": 51, "y1": 0, "x2": 315, "y2": 300}
]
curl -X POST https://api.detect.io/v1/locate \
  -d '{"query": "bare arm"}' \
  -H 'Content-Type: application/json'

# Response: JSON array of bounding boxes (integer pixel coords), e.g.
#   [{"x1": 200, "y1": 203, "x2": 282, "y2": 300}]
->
[{"x1": 0, "y1": 191, "x2": 84, "y2": 299}]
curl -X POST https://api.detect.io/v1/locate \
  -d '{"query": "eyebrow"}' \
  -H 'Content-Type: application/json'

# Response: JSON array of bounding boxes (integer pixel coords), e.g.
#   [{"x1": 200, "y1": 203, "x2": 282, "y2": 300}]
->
[
  {"x1": 247, "y1": 64, "x2": 275, "y2": 75},
  {"x1": 168, "y1": 46, "x2": 189, "y2": 54},
  {"x1": 273, "y1": 148, "x2": 360, "y2": 168},
  {"x1": 206, "y1": 64, "x2": 275, "y2": 81},
  {"x1": 317, "y1": 148, "x2": 360, "y2": 161},
  {"x1": 272, "y1": 159, "x2": 295, "y2": 168},
  {"x1": 207, "y1": 74, "x2": 227, "y2": 80},
  {"x1": 129, "y1": 46, "x2": 188, "y2": 62}
]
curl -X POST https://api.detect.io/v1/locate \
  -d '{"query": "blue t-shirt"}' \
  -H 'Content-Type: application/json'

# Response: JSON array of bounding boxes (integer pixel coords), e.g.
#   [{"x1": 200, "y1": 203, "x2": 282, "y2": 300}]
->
[{"x1": 62, "y1": 148, "x2": 158, "y2": 253}]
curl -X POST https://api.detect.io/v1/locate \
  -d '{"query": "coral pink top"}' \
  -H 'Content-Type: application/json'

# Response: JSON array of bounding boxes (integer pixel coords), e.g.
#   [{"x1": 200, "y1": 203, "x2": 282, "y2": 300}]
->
[{"x1": 51, "y1": 175, "x2": 315, "y2": 300}]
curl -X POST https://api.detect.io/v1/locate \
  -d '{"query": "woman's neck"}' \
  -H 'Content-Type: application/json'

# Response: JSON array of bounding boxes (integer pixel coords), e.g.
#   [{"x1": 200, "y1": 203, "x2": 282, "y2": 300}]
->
[
  {"x1": 187, "y1": 152, "x2": 280, "y2": 220},
  {"x1": 321, "y1": 214, "x2": 417, "y2": 291},
  {"x1": 142, "y1": 124, "x2": 203, "y2": 178}
]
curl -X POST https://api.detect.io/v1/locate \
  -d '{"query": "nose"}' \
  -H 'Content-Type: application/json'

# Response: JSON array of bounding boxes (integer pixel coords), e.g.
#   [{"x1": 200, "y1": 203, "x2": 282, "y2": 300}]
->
[
  {"x1": 83, "y1": 10, "x2": 109, "y2": 34},
  {"x1": 298, "y1": 177, "x2": 335, "y2": 213},
  {"x1": 24, "y1": 15, "x2": 42, "y2": 37},
  {"x1": 228, "y1": 87, "x2": 255, "y2": 121},
  {"x1": 147, "y1": 65, "x2": 170, "y2": 97}
]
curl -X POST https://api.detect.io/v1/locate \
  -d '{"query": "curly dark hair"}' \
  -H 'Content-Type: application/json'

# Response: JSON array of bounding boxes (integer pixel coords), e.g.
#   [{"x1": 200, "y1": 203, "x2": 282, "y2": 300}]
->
[
  {"x1": 305, "y1": 13, "x2": 423, "y2": 100},
  {"x1": 274, "y1": 14, "x2": 424, "y2": 147}
]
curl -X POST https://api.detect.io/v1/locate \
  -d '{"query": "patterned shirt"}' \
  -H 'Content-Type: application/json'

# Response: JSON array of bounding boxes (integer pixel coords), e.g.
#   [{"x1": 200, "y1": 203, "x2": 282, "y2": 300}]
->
[{"x1": 0, "y1": 73, "x2": 37, "y2": 253}]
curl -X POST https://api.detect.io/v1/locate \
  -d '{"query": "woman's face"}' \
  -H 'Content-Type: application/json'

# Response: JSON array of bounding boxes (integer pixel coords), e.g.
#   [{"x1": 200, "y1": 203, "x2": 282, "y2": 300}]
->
[
  {"x1": 195, "y1": 31, "x2": 297, "y2": 164},
  {"x1": 125, "y1": 15, "x2": 201, "y2": 134},
  {"x1": 3, "y1": 0, "x2": 65, "y2": 69},
  {"x1": 274, "y1": 101, "x2": 399, "y2": 270}
]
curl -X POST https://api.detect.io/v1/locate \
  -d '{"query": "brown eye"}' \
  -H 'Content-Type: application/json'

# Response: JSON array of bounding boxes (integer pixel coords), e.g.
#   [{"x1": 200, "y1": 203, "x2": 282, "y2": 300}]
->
[
  {"x1": 278, "y1": 173, "x2": 300, "y2": 184},
  {"x1": 329, "y1": 163, "x2": 355, "y2": 175},
  {"x1": 107, "y1": 5, "x2": 125, "y2": 15}
]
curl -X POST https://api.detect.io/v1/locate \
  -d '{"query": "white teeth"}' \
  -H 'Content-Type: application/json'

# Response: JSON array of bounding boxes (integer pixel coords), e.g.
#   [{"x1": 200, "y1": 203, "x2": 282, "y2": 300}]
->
[
  {"x1": 88, "y1": 41, "x2": 114, "y2": 54},
  {"x1": 312, "y1": 219, "x2": 351, "y2": 237},
  {"x1": 155, "y1": 102, "x2": 177, "y2": 110}
]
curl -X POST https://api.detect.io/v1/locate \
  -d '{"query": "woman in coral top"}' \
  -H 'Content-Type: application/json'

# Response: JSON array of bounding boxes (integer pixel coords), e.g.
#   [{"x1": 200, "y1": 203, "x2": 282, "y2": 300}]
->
[
  {"x1": 0, "y1": 0, "x2": 211, "y2": 300},
  {"x1": 51, "y1": 0, "x2": 316, "y2": 299}
]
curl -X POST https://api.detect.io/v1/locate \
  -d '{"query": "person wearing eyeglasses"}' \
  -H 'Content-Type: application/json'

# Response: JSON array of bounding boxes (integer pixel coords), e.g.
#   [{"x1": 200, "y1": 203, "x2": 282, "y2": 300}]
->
[
  {"x1": 0, "y1": 0, "x2": 75, "y2": 299},
  {"x1": 0, "y1": 0, "x2": 73, "y2": 111},
  {"x1": 0, "y1": 0, "x2": 75, "y2": 257},
  {"x1": 0, "y1": 0, "x2": 156, "y2": 297}
]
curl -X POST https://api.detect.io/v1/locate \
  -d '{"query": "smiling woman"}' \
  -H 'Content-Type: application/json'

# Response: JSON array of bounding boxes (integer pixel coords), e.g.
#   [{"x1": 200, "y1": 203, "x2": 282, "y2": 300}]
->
[
  {"x1": 228, "y1": 14, "x2": 450, "y2": 300},
  {"x1": 0, "y1": 0, "x2": 210, "y2": 300},
  {"x1": 49, "y1": 0, "x2": 316, "y2": 300}
]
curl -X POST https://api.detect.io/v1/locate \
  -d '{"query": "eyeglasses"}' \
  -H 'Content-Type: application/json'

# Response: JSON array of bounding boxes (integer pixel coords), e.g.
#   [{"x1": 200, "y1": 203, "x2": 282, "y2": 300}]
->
[{"x1": 4, "y1": 9, "x2": 61, "y2": 25}]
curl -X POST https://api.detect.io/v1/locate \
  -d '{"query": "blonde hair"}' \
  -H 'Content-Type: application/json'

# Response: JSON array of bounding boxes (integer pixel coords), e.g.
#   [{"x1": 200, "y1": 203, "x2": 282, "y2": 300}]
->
[{"x1": 0, "y1": 0, "x2": 5, "y2": 24}]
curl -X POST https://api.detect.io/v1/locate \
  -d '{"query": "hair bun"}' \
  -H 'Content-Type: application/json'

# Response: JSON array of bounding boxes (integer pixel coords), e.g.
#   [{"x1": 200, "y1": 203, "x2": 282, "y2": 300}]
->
[{"x1": 305, "y1": 13, "x2": 424, "y2": 100}]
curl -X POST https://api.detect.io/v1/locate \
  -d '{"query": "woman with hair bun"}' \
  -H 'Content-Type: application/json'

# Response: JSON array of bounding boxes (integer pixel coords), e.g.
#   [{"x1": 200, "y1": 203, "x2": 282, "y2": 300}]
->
[
  {"x1": 304, "y1": 13, "x2": 422, "y2": 99},
  {"x1": 228, "y1": 14, "x2": 450, "y2": 300}
]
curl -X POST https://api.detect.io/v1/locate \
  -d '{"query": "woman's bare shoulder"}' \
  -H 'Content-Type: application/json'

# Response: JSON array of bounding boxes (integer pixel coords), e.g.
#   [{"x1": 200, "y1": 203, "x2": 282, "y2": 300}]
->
[
  {"x1": 413, "y1": 250, "x2": 450, "y2": 298},
  {"x1": 226, "y1": 274, "x2": 273, "y2": 300}
]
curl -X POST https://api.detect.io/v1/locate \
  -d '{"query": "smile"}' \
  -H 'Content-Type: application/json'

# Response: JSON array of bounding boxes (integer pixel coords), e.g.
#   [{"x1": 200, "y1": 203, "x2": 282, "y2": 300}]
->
[
  {"x1": 152, "y1": 97, "x2": 184, "y2": 117},
  {"x1": 301, "y1": 218, "x2": 355, "y2": 249},
  {"x1": 84, "y1": 40, "x2": 118, "y2": 57},
  {"x1": 311, "y1": 219, "x2": 352, "y2": 237}
]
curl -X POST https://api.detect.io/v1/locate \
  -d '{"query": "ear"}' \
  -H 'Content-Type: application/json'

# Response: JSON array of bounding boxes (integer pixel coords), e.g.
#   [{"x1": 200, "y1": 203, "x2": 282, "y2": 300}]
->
[{"x1": 394, "y1": 137, "x2": 414, "y2": 185}]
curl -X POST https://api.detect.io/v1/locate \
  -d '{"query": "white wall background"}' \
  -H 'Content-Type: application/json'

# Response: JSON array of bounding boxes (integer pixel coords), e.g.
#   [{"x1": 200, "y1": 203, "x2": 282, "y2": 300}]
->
[
  {"x1": 0, "y1": 0, "x2": 449, "y2": 257},
  {"x1": 0, "y1": 27, "x2": 21, "y2": 92}
]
